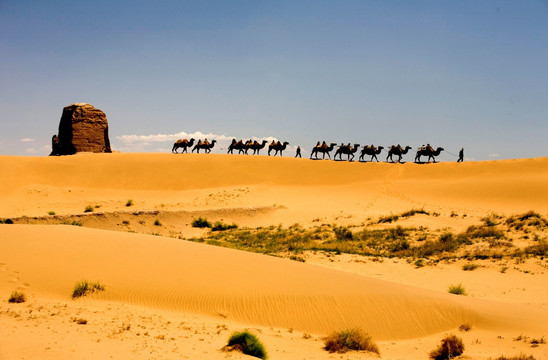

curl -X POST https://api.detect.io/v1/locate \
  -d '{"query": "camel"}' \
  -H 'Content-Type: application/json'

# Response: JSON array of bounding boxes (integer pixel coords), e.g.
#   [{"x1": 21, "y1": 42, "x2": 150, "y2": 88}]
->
[
  {"x1": 192, "y1": 139, "x2": 217, "y2": 154},
  {"x1": 359, "y1": 145, "x2": 384, "y2": 162},
  {"x1": 415, "y1": 146, "x2": 444, "y2": 163},
  {"x1": 386, "y1": 145, "x2": 412, "y2": 163},
  {"x1": 310, "y1": 142, "x2": 337, "y2": 160},
  {"x1": 172, "y1": 138, "x2": 195, "y2": 153},
  {"x1": 334, "y1": 144, "x2": 360, "y2": 161},
  {"x1": 227, "y1": 139, "x2": 246, "y2": 154},
  {"x1": 268, "y1": 141, "x2": 289, "y2": 156},
  {"x1": 246, "y1": 140, "x2": 268, "y2": 155}
]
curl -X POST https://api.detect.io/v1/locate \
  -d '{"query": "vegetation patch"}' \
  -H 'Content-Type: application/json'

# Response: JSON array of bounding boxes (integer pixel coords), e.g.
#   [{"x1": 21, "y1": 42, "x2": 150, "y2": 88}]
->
[
  {"x1": 490, "y1": 355, "x2": 536, "y2": 360},
  {"x1": 324, "y1": 328, "x2": 380, "y2": 354},
  {"x1": 458, "y1": 323, "x2": 472, "y2": 332},
  {"x1": 84, "y1": 205, "x2": 94, "y2": 213},
  {"x1": 448, "y1": 283, "x2": 467, "y2": 296},
  {"x1": 126, "y1": 199, "x2": 133, "y2": 207},
  {"x1": 429, "y1": 334, "x2": 464, "y2": 360},
  {"x1": 223, "y1": 331, "x2": 267, "y2": 359},
  {"x1": 211, "y1": 221, "x2": 238, "y2": 231},
  {"x1": 462, "y1": 263, "x2": 479, "y2": 271},
  {"x1": 72, "y1": 280, "x2": 106, "y2": 299},
  {"x1": 192, "y1": 217, "x2": 212, "y2": 228},
  {"x1": 8, "y1": 291, "x2": 26, "y2": 303}
]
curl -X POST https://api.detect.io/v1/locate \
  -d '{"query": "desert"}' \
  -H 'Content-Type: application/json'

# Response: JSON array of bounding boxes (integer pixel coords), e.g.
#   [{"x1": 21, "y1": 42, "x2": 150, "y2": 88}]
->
[{"x1": 1, "y1": 153, "x2": 547, "y2": 360}]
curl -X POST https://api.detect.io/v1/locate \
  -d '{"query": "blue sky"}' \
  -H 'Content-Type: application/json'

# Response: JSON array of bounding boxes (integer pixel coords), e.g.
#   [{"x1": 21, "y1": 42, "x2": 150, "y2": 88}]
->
[{"x1": 1, "y1": 1, "x2": 547, "y2": 160}]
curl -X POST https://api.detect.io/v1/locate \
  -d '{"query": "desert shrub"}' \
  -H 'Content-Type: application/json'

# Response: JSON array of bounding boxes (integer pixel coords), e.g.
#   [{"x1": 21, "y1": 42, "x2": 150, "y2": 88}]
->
[
  {"x1": 377, "y1": 214, "x2": 399, "y2": 223},
  {"x1": 62, "y1": 220, "x2": 82, "y2": 226},
  {"x1": 84, "y1": 205, "x2": 93, "y2": 213},
  {"x1": 8, "y1": 291, "x2": 26, "y2": 303},
  {"x1": 506, "y1": 211, "x2": 548, "y2": 230},
  {"x1": 192, "y1": 217, "x2": 212, "y2": 228},
  {"x1": 125, "y1": 199, "x2": 133, "y2": 207},
  {"x1": 72, "y1": 280, "x2": 105, "y2": 299},
  {"x1": 401, "y1": 208, "x2": 429, "y2": 217},
  {"x1": 458, "y1": 323, "x2": 472, "y2": 332},
  {"x1": 154, "y1": 218, "x2": 161, "y2": 226},
  {"x1": 4, "y1": 218, "x2": 13, "y2": 224},
  {"x1": 211, "y1": 221, "x2": 238, "y2": 231},
  {"x1": 48, "y1": 211, "x2": 56, "y2": 216},
  {"x1": 333, "y1": 226, "x2": 353, "y2": 241},
  {"x1": 466, "y1": 224, "x2": 504, "y2": 239},
  {"x1": 491, "y1": 355, "x2": 536, "y2": 360},
  {"x1": 523, "y1": 240, "x2": 548, "y2": 256},
  {"x1": 225, "y1": 331, "x2": 267, "y2": 359},
  {"x1": 448, "y1": 283, "x2": 467, "y2": 296},
  {"x1": 429, "y1": 334, "x2": 465, "y2": 360},
  {"x1": 324, "y1": 328, "x2": 379, "y2": 354},
  {"x1": 462, "y1": 263, "x2": 479, "y2": 271},
  {"x1": 414, "y1": 259, "x2": 425, "y2": 268},
  {"x1": 289, "y1": 255, "x2": 306, "y2": 262}
]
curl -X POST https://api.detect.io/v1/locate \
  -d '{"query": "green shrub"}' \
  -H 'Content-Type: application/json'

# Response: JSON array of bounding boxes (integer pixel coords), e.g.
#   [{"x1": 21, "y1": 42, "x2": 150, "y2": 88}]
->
[
  {"x1": 429, "y1": 334, "x2": 464, "y2": 360},
  {"x1": 72, "y1": 280, "x2": 105, "y2": 299},
  {"x1": 125, "y1": 199, "x2": 133, "y2": 207},
  {"x1": 192, "y1": 217, "x2": 212, "y2": 228},
  {"x1": 448, "y1": 283, "x2": 467, "y2": 296},
  {"x1": 225, "y1": 331, "x2": 267, "y2": 359},
  {"x1": 324, "y1": 328, "x2": 379, "y2": 354},
  {"x1": 8, "y1": 291, "x2": 26, "y2": 303},
  {"x1": 84, "y1": 205, "x2": 93, "y2": 213},
  {"x1": 48, "y1": 211, "x2": 56, "y2": 216}
]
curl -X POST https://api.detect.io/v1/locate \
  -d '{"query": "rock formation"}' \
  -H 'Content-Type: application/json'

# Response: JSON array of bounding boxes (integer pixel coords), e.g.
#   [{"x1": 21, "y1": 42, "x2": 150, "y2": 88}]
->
[{"x1": 50, "y1": 103, "x2": 111, "y2": 155}]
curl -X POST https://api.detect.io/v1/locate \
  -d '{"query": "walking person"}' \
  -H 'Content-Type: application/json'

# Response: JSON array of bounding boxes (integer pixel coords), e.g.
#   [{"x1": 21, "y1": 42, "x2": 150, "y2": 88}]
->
[
  {"x1": 457, "y1": 148, "x2": 464, "y2": 162},
  {"x1": 295, "y1": 146, "x2": 302, "y2": 158}
]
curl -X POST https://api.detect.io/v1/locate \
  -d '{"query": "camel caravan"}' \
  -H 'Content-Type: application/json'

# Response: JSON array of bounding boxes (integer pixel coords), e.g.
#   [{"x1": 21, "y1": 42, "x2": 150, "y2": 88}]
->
[{"x1": 172, "y1": 137, "x2": 446, "y2": 163}]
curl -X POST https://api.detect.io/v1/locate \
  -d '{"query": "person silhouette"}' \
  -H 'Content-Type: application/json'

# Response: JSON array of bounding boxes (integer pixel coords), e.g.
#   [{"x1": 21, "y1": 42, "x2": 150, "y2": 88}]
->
[
  {"x1": 295, "y1": 146, "x2": 302, "y2": 158},
  {"x1": 457, "y1": 148, "x2": 464, "y2": 162}
]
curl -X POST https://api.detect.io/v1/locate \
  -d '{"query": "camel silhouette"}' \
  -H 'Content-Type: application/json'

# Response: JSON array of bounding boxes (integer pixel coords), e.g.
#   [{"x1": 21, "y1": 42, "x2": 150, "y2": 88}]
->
[
  {"x1": 334, "y1": 144, "x2": 360, "y2": 161},
  {"x1": 359, "y1": 145, "x2": 384, "y2": 162},
  {"x1": 415, "y1": 146, "x2": 444, "y2": 163},
  {"x1": 386, "y1": 145, "x2": 412, "y2": 163},
  {"x1": 172, "y1": 138, "x2": 195, "y2": 154},
  {"x1": 246, "y1": 140, "x2": 268, "y2": 155},
  {"x1": 228, "y1": 139, "x2": 248, "y2": 154},
  {"x1": 268, "y1": 141, "x2": 289, "y2": 156},
  {"x1": 192, "y1": 139, "x2": 217, "y2": 154},
  {"x1": 310, "y1": 142, "x2": 337, "y2": 160}
]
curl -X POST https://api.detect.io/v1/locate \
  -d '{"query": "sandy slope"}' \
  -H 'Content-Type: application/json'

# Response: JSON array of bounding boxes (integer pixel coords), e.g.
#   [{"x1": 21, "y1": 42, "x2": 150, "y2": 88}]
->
[{"x1": 1, "y1": 153, "x2": 547, "y2": 359}]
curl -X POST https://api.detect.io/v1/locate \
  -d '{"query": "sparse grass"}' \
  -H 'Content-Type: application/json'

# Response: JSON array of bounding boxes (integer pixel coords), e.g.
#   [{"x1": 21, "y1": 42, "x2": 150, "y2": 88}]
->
[
  {"x1": 459, "y1": 323, "x2": 472, "y2": 332},
  {"x1": 72, "y1": 280, "x2": 106, "y2": 299},
  {"x1": 84, "y1": 205, "x2": 94, "y2": 213},
  {"x1": 126, "y1": 199, "x2": 133, "y2": 207},
  {"x1": 225, "y1": 331, "x2": 267, "y2": 359},
  {"x1": 500, "y1": 266, "x2": 508, "y2": 273},
  {"x1": 377, "y1": 208, "x2": 429, "y2": 223},
  {"x1": 506, "y1": 211, "x2": 548, "y2": 231},
  {"x1": 192, "y1": 217, "x2": 212, "y2": 228},
  {"x1": 429, "y1": 334, "x2": 464, "y2": 360},
  {"x1": 48, "y1": 211, "x2": 56, "y2": 216},
  {"x1": 490, "y1": 355, "x2": 536, "y2": 360},
  {"x1": 462, "y1": 263, "x2": 479, "y2": 271},
  {"x1": 414, "y1": 259, "x2": 425, "y2": 268},
  {"x1": 211, "y1": 221, "x2": 238, "y2": 231},
  {"x1": 8, "y1": 291, "x2": 26, "y2": 303},
  {"x1": 523, "y1": 240, "x2": 548, "y2": 256},
  {"x1": 448, "y1": 283, "x2": 467, "y2": 296},
  {"x1": 324, "y1": 328, "x2": 379, "y2": 354}
]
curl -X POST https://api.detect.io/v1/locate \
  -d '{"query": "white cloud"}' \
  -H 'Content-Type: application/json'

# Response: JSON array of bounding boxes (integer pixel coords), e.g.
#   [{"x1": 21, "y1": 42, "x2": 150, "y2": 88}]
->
[
  {"x1": 113, "y1": 131, "x2": 285, "y2": 154},
  {"x1": 25, "y1": 147, "x2": 37, "y2": 154},
  {"x1": 488, "y1": 153, "x2": 500, "y2": 158},
  {"x1": 20, "y1": 138, "x2": 34, "y2": 142}
]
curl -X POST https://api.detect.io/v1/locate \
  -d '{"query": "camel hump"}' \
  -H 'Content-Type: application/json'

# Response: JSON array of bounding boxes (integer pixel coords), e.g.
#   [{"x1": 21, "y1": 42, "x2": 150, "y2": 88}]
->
[{"x1": 175, "y1": 139, "x2": 186, "y2": 144}]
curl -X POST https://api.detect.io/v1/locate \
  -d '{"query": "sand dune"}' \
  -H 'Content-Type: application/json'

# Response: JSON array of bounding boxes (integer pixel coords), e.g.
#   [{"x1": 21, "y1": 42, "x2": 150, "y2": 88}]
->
[
  {"x1": 1, "y1": 153, "x2": 547, "y2": 359},
  {"x1": 2, "y1": 224, "x2": 545, "y2": 341}
]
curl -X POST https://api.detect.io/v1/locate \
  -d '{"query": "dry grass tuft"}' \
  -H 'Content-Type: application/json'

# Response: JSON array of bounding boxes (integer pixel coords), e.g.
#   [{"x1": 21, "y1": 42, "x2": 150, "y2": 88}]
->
[
  {"x1": 324, "y1": 328, "x2": 380, "y2": 354},
  {"x1": 429, "y1": 334, "x2": 464, "y2": 360},
  {"x1": 8, "y1": 291, "x2": 26, "y2": 303}
]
